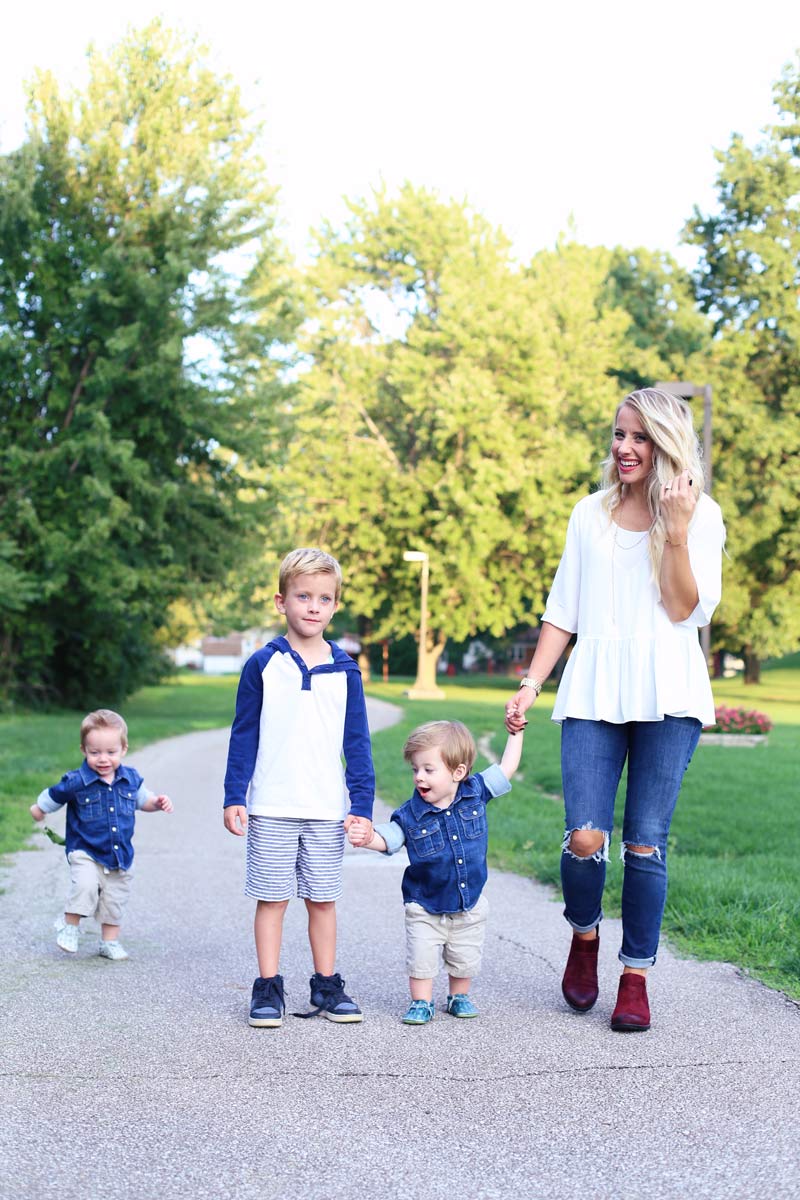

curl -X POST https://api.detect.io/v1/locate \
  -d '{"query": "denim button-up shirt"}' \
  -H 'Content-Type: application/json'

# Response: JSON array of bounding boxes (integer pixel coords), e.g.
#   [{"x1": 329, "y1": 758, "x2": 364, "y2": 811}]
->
[
  {"x1": 377, "y1": 765, "x2": 511, "y2": 914},
  {"x1": 37, "y1": 762, "x2": 149, "y2": 871}
]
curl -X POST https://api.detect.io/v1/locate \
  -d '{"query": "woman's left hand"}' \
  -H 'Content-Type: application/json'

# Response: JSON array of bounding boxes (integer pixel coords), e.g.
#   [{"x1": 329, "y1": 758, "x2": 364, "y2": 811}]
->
[{"x1": 660, "y1": 469, "x2": 696, "y2": 541}]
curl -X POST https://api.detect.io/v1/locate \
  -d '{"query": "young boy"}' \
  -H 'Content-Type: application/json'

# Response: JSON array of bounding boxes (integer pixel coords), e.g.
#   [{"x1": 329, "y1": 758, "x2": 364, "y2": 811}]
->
[
  {"x1": 223, "y1": 547, "x2": 375, "y2": 1028},
  {"x1": 348, "y1": 719, "x2": 523, "y2": 1024},
  {"x1": 30, "y1": 709, "x2": 173, "y2": 960}
]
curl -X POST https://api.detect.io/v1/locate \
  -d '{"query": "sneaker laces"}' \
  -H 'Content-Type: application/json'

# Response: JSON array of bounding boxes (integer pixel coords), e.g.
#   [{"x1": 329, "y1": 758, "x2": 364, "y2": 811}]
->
[
  {"x1": 293, "y1": 972, "x2": 349, "y2": 1019},
  {"x1": 254, "y1": 977, "x2": 285, "y2": 1015}
]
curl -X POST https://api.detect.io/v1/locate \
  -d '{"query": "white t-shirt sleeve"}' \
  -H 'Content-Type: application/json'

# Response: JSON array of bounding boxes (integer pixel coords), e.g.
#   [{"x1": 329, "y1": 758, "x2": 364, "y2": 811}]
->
[
  {"x1": 541, "y1": 503, "x2": 582, "y2": 633},
  {"x1": 680, "y1": 496, "x2": 725, "y2": 628}
]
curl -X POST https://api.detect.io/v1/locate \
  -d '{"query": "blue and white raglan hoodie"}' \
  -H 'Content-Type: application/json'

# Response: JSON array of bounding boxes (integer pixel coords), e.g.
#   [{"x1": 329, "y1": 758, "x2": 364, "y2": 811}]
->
[{"x1": 223, "y1": 636, "x2": 375, "y2": 822}]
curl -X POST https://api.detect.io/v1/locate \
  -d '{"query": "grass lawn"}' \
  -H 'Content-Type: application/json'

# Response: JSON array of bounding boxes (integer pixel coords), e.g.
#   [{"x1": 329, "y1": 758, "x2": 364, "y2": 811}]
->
[{"x1": 1, "y1": 659, "x2": 798, "y2": 998}]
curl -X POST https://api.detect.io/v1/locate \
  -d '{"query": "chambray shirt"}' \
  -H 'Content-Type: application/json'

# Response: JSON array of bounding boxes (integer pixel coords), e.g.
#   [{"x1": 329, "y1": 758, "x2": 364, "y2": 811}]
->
[
  {"x1": 36, "y1": 762, "x2": 152, "y2": 871},
  {"x1": 376, "y1": 765, "x2": 511, "y2": 914}
]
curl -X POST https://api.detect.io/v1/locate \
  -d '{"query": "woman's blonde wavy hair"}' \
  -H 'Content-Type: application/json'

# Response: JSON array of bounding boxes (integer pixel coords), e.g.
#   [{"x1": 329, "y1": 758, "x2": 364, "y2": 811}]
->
[{"x1": 600, "y1": 388, "x2": 705, "y2": 584}]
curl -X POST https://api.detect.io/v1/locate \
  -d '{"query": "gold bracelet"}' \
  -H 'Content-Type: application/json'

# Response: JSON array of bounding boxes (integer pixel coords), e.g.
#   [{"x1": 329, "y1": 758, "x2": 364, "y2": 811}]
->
[{"x1": 519, "y1": 676, "x2": 543, "y2": 695}]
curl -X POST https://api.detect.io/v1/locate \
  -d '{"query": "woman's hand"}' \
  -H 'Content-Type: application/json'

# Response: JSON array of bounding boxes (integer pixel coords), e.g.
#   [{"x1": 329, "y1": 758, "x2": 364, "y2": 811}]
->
[{"x1": 660, "y1": 469, "x2": 696, "y2": 543}]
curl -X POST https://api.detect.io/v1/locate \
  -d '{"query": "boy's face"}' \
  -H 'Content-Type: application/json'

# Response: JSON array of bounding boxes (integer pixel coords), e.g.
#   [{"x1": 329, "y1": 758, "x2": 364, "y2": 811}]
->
[
  {"x1": 409, "y1": 745, "x2": 467, "y2": 808},
  {"x1": 275, "y1": 571, "x2": 339, "y2": 643},
  {"x1": 82, "y1": 728, "x2": 126, "y2": 778}
]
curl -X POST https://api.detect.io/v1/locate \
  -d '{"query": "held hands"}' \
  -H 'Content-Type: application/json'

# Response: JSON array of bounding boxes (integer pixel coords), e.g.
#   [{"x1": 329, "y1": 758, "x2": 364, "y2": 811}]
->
[
  {"x1": 345, "y1": 815, "x2": 373, "y2": 847},
  {"x1": 505, "y1": 688, "x2": 533, "y2": 734},
  {"x1": 661, "y1": 469, "x2": 696, "y2": 543}
]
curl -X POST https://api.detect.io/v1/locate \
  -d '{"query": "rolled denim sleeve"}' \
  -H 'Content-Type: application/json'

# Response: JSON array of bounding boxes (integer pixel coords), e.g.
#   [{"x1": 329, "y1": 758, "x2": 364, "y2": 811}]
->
[
  {"x1": 479, "y1": 764, "x2": 512, "y2": 799},
  {"x1": 36, "y1": 787, "x2": 63, "y2": 814},
  {"x1": 377, "y1": 819, "x2": 407, "y2": 855}
]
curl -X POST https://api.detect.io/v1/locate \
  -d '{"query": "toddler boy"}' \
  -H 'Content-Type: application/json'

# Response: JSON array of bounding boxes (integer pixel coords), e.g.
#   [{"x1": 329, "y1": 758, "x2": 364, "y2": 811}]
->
[
  {"x1": 349, "y1": 719, "x2": 523, "y2": 1023},
  {"x1": 30, "y1": 708, "x2": 173, "y2": 960}
]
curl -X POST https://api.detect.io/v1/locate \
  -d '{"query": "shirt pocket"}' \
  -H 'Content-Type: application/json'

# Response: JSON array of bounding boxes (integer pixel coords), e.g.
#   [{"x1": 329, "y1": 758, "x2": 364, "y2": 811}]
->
[
  {"x1": 75, "y1": 790, "x2": 103, "y2": 823},
  {"x1": 458, "y1": 805, "x2": 487, "y2": 840},
  {"x1": 407, "y1": 822, "x2": 445, "y2": 858},
  {"x1": 117, "y1": 789, "x2": 137, "y2": 814}
]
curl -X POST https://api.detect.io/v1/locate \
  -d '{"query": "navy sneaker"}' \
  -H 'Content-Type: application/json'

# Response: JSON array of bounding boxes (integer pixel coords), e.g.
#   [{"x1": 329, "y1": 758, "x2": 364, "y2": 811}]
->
[
  {"x1": 302, "y1": 971, "x2": 363, "y2": 1023},
  {"x1": 249, "y1": 975, "x2": 285, "y2": 1028}
]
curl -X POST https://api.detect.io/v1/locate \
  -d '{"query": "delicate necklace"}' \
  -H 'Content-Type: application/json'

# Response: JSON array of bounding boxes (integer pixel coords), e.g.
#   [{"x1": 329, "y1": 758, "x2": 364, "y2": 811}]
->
[{"x1": 611, "y1": 503, "x2": 653, "y2": 625}]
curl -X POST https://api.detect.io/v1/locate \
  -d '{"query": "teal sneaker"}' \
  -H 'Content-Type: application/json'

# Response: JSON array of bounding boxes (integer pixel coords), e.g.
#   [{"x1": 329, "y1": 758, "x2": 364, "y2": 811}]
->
[
  {"x1": 402, "y1": 1000, "x2": 435, "y2": 1025},
  {"x1": 446, "y1": 993, "x2": 479, "y2": 1018}
]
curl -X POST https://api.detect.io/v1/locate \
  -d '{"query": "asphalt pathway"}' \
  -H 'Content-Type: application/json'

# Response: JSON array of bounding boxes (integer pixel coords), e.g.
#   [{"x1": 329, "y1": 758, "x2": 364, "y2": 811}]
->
[{"x1": 1, "y1": 697, "x2": 798, "y2": 1200}]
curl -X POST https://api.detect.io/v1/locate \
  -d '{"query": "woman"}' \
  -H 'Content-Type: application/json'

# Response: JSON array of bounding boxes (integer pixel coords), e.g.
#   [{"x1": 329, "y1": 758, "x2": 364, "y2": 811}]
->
[{"x1": 506, "y1": 389, "x2": 724, "y2": 1031}]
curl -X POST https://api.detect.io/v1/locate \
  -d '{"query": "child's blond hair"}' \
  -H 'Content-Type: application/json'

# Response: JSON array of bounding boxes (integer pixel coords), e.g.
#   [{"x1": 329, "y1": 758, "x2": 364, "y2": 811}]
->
[
  {"x1": 278, "y1": 548, "x2": 343, "y2": 602},
  {"x1": 403, "y1": 721, "x2": 477, "y2": 774},
  {"x1": 80, "y1": 709, "x2": 128, "y2": 750}
]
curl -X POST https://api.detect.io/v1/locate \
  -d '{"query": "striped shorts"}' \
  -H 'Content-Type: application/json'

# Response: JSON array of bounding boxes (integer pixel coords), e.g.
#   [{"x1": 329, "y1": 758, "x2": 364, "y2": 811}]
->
[{"x1": 245, "y1": 815, "x2": 345, "y2": 902}]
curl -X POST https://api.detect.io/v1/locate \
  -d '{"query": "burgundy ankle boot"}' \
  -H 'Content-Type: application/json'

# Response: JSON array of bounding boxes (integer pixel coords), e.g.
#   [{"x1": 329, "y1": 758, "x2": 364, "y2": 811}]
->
[
  {"x1": 561, "y1": 932, "x2": 599, "y2": 1012},
  {"x1": 610, "y1": 973, "x2": 651, "y2": 1032}
]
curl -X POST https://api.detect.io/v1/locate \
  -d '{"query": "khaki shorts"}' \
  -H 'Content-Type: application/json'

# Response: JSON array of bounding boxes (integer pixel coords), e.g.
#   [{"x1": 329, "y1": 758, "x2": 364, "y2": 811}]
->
[
  {"x1": 404, "y1": 893, "x2": 489, "y2": 979},
  {"x1": 66, "y1": 850, "x2": 133, "y2": 926}
]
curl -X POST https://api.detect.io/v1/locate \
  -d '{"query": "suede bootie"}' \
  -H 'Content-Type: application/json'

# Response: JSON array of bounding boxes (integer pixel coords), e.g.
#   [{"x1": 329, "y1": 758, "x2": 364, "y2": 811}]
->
[
  {"x1": 610, "y1": 973, "x2": 651, "y2": 1032},
  {"x1": 561, "y1": 931, "x2": 599, "y2": 1012}
]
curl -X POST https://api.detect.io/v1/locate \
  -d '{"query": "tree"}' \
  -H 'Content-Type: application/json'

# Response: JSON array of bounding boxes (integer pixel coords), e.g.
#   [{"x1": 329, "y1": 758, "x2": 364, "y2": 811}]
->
[
  {"x1": 684, "y1": 55, "x2": 800, "y2": 679},
  {"x1": 0, "y1": 22, "x2": 293, "y2": 705},
  {"x1": 278, "y1": 185, "x2": 628, "y2": 679}
]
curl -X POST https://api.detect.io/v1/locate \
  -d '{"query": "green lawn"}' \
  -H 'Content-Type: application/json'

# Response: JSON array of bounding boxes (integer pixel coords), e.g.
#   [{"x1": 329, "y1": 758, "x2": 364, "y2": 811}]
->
[{"x1": 1, "y1": 661, "x2": 798, "y2": 998}]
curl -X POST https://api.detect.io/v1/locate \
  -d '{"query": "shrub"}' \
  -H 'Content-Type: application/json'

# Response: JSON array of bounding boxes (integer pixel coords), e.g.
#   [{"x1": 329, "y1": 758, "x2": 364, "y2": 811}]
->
[{"x1": 706, "y1": 706, "x2": 772, "y2": 735}]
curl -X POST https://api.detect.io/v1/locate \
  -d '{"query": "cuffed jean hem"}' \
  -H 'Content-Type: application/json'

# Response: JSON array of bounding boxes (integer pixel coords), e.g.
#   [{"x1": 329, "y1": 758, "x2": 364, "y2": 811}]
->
[
  {"x1": 564, "y1": 910, "x2": 604, "y2": 934},
  {"x1": 618, "y1": 951, "x2": 657, "y2": 969}
]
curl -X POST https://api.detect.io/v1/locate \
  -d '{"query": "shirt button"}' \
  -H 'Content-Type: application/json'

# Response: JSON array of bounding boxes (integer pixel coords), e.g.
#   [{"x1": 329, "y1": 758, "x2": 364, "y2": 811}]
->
[
  {"x1": 460, "y1": 882, "x2": 465, "y2": 887},
  {"x1": 473, "y1": 810, "x2": 478, "y2": 815},
  {"x1": 458, "y1": 859, "x2": 463, "y2": 864},
  {"x1": 112, "y1": 826, "x2": 117, "y2": 832},
  {"x1": 113, "y1": 844, "x2": 119, "y2": 849},
  {"x1": 421, "y1": 829, "x2": 427, "y2": 835},
  {"x1": 110, "y1": 806, "x2": 114, "y2": 811},
  {"x1": 452, "y1": 835, "x2": 458, "y2": 840}
]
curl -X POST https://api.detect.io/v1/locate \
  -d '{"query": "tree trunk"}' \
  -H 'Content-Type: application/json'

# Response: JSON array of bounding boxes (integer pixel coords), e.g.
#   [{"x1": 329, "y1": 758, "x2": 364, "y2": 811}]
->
[
  {"x1": 357, "y1": 616, "x2": 372, "y2": 686},
  {"x1": 743, "y1": 650, "x2": 761, "y2": 685}
]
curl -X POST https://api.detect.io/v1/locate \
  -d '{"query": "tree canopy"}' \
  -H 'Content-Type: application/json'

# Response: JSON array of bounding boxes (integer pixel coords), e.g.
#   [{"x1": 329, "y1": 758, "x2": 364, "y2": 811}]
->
[{"x1": 0, "y1": 21, "x2": 293, "y2": 705}]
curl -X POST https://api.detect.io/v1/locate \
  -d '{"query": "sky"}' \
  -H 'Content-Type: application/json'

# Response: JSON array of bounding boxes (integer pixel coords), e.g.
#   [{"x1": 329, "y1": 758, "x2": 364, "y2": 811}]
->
[{"x1": 1, "y1": 0, "x2": 798, "y2": 267}]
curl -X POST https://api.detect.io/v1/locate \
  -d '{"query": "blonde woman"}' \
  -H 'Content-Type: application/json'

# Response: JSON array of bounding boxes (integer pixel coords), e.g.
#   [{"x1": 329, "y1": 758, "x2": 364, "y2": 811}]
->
[{"x1": 506, "y1": 389, "x2": 725, "y2": 1031}]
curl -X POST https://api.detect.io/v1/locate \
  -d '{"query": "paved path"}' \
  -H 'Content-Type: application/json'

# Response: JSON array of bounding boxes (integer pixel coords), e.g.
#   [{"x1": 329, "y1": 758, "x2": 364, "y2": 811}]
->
[{"x1": 1, "y1": 698, "x2": 798, "y2": 1200}]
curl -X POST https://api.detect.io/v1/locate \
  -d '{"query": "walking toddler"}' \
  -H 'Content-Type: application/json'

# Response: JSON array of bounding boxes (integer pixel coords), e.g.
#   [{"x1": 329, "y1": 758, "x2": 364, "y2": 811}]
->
[
  {"x1": 30, "y1": 708, "x2": 173, "y2": 960},
  {"x1": 348, "y1": 719, "x2": 523, "y2": 1023}
]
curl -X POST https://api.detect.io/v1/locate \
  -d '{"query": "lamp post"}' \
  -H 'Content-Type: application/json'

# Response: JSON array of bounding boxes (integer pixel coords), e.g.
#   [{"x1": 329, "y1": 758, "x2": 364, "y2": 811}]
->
[
  {"x1": 654, "y1": 380, "x2": 713, "y2": 666},
  {"x1": 403, "y1": 550, "x2": 445, "y2": 700}
]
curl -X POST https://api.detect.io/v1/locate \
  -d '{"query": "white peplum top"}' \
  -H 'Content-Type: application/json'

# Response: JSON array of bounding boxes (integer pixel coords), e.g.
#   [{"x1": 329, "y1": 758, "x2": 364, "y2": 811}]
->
[{"x1": 542, "y1": 490, "x2": 725, "y2": 726}]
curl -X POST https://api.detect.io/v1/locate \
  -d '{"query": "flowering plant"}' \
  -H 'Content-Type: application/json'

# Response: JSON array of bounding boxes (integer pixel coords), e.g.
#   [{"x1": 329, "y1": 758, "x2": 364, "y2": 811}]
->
[{"x1": 706, "y1": 705, "x2": 772, "y2": 735}]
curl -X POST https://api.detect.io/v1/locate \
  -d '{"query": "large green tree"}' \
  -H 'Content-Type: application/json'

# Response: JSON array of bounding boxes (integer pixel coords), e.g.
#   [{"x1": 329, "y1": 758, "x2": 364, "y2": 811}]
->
[
  {"x1": 279, "y1": 186, "x2": 628, "y2": 680},
  {"x1": 0, "y1": 22, "x2": 293, "y2": 705},
  {"x1": 684, "y1": 54, "x2": 800, "y2": 679}
]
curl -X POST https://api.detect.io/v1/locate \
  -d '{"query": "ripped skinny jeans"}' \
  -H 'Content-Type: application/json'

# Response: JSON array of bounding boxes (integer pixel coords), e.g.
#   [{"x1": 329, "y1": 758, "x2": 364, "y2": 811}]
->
[{"x1": 560, "y1": 716, "x2": 702, "y2": 968}]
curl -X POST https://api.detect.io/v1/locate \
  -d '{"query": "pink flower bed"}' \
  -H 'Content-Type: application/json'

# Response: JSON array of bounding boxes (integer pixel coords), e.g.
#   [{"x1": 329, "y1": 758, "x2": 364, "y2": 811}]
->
[{"x1": 705, "y1": 705, "x2": 772, "y2": 735}]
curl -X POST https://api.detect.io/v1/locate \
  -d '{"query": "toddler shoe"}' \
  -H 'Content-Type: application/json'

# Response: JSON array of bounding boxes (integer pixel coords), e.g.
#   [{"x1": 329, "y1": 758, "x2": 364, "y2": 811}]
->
[
  {"x1": 56, "y1": 924, "x2": 79, "y2": 953},
  {"x1": 306, "y1": 972, "x2": 363, "y2": 1023},
  {"x1": 402, "y1": 1000, "x2": 435, "y2": 1025},
  {"x1": 446, "y1": 993, "x2": 479, "y2": 1018},
  {"x1": 98, "y1": 940, "x2": 129, "y2": 961},
  {"x1": 249, "y1": 975, "x2": 285, "y2": 1027}
]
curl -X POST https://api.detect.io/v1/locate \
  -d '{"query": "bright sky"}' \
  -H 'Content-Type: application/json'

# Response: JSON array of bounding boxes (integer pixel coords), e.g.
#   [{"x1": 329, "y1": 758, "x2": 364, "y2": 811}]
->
[{"x1": 2, "y1": 0, "x2": 798, "y2": 266}]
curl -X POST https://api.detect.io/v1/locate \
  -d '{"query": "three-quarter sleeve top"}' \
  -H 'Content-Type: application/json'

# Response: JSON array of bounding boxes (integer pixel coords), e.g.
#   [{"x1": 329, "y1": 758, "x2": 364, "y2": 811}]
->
[{"x1": 542, "y1": 490, "x2": 725, "y2": 725}]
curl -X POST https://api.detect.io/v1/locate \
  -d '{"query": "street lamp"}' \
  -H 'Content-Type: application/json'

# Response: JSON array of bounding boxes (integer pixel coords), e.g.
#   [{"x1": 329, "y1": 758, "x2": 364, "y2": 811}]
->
[
  {"x1": 403, "y1": 550, "x2": 445, "y2": 700},
  {"x1": 654, "y1": 380, "x2": 713, "y2": 665}
]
